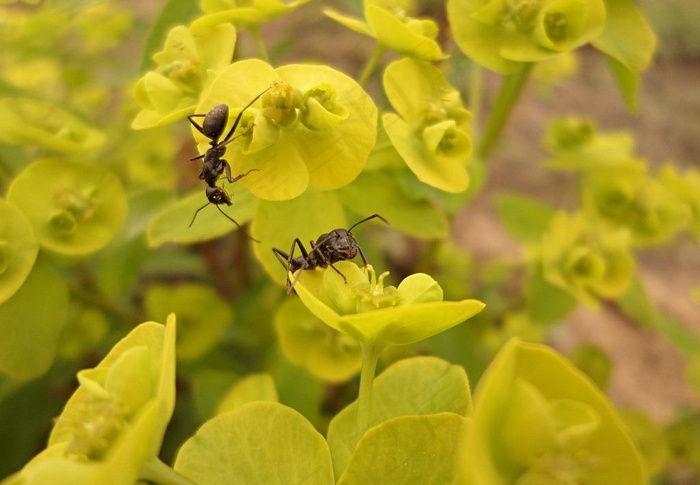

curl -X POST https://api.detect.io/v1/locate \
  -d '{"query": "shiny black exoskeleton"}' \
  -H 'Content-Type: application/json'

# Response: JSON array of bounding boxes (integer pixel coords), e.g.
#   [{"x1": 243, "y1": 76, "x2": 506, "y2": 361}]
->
[
  {"x1": 272, "y1": 214, "x2": 389, "y2": 293},
  {"x1": 187, "y1": 88, "x2": 269, "y2": 239}
]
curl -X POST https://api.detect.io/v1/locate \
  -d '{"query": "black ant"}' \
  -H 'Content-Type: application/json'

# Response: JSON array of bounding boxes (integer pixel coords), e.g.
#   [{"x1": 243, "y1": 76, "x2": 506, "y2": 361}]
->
[
  {"x1": 272, "y1": 214, "x2": 389, "y2": 294},
  {"x1": 187, "y1": 88, "x2": 270, "y2": 239}
]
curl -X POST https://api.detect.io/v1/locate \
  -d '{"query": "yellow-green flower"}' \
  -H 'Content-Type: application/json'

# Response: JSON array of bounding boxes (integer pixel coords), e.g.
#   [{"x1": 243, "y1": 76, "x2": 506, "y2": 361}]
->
[
  {"x1": 325, "y1": 0, "x2": 446, "y2": 61},
  {"x1": 536, "y1": 211, "x2": 634, "y2": 306},
  {"x1": 458, "y1": 338, "x2": 645, "y2": 484},
  {"x1": 658, "y1": 164, "x2": 700, "y2": 240},
  {"x1": 382, "y1": 58, "x2": 473, "y2": 193},
  {"x1": 447, "y1": 0, "x2": 606, "y2": 73},
  {"x1": 193, "y1": 59, "x2": 377, "y2": 200},
  {"x1": 293, "y1": 262, "x2": 484, "y2": 349},
  {"x1": 583, "y1": 165, "x2": 690, "y2": 246},
  {"x1": 132, "y1": 22, "x2": 236, "y2": 129},
  {"x1": 4, "y1": 316, "x2": 177, "y2": 485},
  {"x1": 194, "y1": 0, "x2": 310, "y2": 30}
]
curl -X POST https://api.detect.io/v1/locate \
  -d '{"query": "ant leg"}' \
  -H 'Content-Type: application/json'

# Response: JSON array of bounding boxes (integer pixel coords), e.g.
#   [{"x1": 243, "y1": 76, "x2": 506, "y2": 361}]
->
[
  {"x1": 220, "y1": 87, "x2": 271, "y2": 144},
  {"x1": 356, "y1": 245, "x2": 370, "y2": 266},
  {"x1": 287, "y1": 238, "x2": 311, "y2": 294},
  {"x1": 273, "y1": 248, "x2": 291, "y2": 269},
  {"x1": 215, "y1": 205, "x2": 261, "y2": 243},
  {"x1": 223, "y1": 161, "x2": 259, "y2": 184},
  {"x1": 327, "y1": 263, "x2": 348, "y2": 283},
  {"x1": 187, "y1": 114, "x2": 207, "y2": 137},
  {"x1": 188, "y1": 202, "x2": 210, "y2": 227}
]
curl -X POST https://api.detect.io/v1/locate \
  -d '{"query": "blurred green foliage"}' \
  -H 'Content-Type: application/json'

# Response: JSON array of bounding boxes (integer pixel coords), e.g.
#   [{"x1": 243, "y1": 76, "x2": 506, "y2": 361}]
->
[{"x1": 0, "y1": 0, "x2": 698, "y2": 483}]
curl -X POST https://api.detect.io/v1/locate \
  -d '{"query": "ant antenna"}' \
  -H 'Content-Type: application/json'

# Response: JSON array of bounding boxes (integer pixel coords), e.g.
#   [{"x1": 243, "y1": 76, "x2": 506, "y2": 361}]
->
[
  {"x1": 188, "y1": 201, "x2": 261, "y2": 243},
  {"x1": 348, "y1": 214, "x2": 389, "y2": 232}
]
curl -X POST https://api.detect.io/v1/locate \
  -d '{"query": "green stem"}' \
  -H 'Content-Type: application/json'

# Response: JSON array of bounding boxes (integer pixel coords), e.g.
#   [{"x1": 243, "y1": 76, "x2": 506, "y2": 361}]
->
[
  {"x1": 477, "y1": 62, "x2": 533, "y2": 161},
  {"x1": 140, "y1": 457, "x2": 198, "y2": 485},
  {"x1": 358, "y1": 44, "x2": 386, "y2": 87},
  {"x1": 249, "y1": 26, "x2": 269, "y2": 63},
  {"x1": 468, "y1": 63, "x2": 484, "y2": 141},
  {"x1": 356, "y1": 341, "x2": 380, "y2": 436}
]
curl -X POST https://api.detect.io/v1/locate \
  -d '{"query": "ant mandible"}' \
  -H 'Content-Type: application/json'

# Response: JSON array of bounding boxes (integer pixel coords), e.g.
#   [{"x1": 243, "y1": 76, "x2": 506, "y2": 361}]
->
[
  {"x1": 187, "y1": 88, "x2": 270, "y2": 240},
  {"x1": 272, "y1": 214, "x2": 389, "y2": 294}
]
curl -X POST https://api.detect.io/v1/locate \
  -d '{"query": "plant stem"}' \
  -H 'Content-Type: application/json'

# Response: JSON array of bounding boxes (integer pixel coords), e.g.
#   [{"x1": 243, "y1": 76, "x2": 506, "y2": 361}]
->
[
  {"x1": 358, "y1": 44, "x2": 385, "y2": 87},
  {"x1": 468, "y1": 63, "x2": 484, "y2": 141},
  {"x1": 140, "y1": 457, "x2": 198, "y2": 485},
  {"x1": 250, "y1": 26, "x2": 269, "y2": 63},
  {"x1": 477, "y1": 62, "x2": 533, "y2": 161},
  {"x1": 356, "y1": 341, "x2": 380, "y2": 435}
]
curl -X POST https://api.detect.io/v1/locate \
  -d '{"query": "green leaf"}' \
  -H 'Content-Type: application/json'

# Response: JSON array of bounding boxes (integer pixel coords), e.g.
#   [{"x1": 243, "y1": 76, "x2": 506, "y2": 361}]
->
[
  {"x1": 592, "y1": 0, "x2": 656, "y2": 74},
  {"x1": 337, "y1": 171, "x2": 449, "y2": 240},
  {"x1": 605, "y1": 54, "x2": 640, "y2": 112},
  {"x1": 327, "y1": 356, "x2": 471, "y2": 478},
  {"x1": 591, "y1": 0, "x2": 656, "y2": 112},
  {"x1": 216, "y1": 373, "x2": 278, "y2": 414},
  {"x1": 174, "y1": 402, "x2": 334, "y2": 485},
  {"x1": 7, "y1": 159, "x2": 127, "y2": 256},
  {"x1": 338, "y1": 413, "x2": 467, "y2": 484},
  {"x1": 0, "y1": 199, "x2": 39, "y2": 304},
  {"x1": 0, "y1": 257, "x2": 68, "y2": 380},
  {"x1": 617, "y1": 276, "x2": 656, "y2": 327},
  {"x1": 144, "y1": 283, "x2": 233, "y2": 360},
  {"x1": 146, "y1": 188, "x2": 257, "y2": 247},
  {"x1": 494, "y1": 192, "x2": 556, "y2": 243},
  {"x1": 526, "y1": 269, "x2": 577, "y2": 325},
  {"x1": 139, "y1": 0, "x2": 200, "y2": 73}
]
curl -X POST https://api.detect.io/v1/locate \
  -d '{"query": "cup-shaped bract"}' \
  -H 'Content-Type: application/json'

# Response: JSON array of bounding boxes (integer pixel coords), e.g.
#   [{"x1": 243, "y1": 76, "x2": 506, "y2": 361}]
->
[
  {"x1": 658, "y1": 165, "x2": 700, "y2": 240},
  {"x1": 293, "y1": 262, "x2": 484, "y2": 349},
  {"x1": 382, "y1": 58, "x2": 473, "y2": 193},
  {"x1": 457, "y1": 338, "x2": 644, "y2": 484},
  {"x1": 194, "y1": 59, "x2": 377, "y2": 200},
  {"x1": 4, "y1": 316, "x2": 177, "y2": 485},
  {"x1": 0, "y1": 199, "x2": 39, "y2": 304},
  {"x1": 582, "y1": 164, "x2": 691, "y2": 246},
  {"x1": 537, "y1": 211, "x2": 634, "y2": 307},
  {"x1": 7, "y1": 159, "x2": 127, "y2": 256},
  {"x1": 275, "y1": 298, "x2": 362, "y2": 383},
  {"x1": 325, "y1": 0, "x2": 445, "y2": 61},
  {"x1": 132, "y1": 23, "x2": 236, "y2": 129},
  {"x1": 447, "y1": 0, "x2": 605, "y2": 73}
]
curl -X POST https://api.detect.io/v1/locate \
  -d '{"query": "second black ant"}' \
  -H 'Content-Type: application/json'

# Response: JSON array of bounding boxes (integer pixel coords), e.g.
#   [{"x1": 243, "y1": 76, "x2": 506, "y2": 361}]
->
[
  {"x1": 272, "y1": 214, "x2": 389, "y2": 293},
  {"x1": 187, "y1": 88, "x2": 270, "y2": 240}
]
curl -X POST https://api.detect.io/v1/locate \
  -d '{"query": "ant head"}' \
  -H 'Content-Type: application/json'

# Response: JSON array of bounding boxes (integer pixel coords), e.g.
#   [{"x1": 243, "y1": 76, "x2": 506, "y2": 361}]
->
[
  {"x1": 202, "y1": 104, "x2": 229, "y2": 141},
  {"x1": 324, "y1": 229, "x2": 358, "y2": 261},
  {"x1": 205, "y1": 185, "x2": 232, "y2": 206}
]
